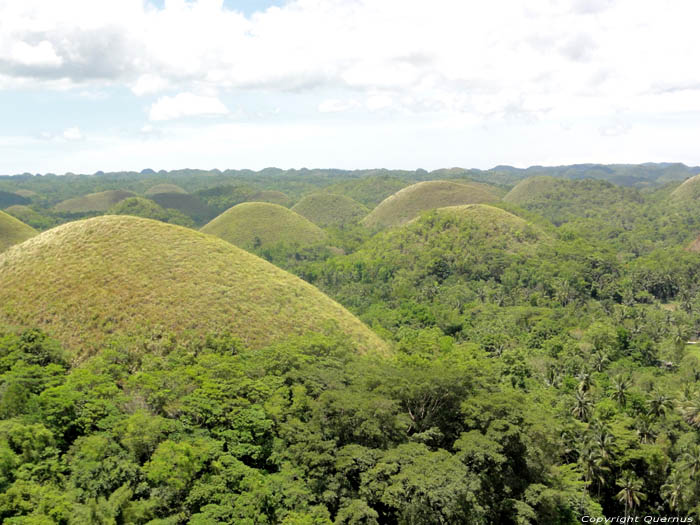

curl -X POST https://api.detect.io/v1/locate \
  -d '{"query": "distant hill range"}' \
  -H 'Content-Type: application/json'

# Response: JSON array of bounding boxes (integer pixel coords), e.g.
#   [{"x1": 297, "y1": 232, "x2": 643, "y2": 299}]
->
[{"x1": 3, "y1": 163, "x2": 698, "y2": 191}]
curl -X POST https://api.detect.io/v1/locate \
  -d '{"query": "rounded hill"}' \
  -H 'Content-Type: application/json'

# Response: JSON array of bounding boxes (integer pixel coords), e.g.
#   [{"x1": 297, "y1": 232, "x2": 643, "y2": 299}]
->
[
  {"x1": 503, "y1": 176, "x2": 560, "y2": 205},
  {"x1": 201, "y1": 202, "x2": 327, "y2": 249},
  {"x1": 361, "y1": 180, "x2": 500, "y2": 229},
  {"x1": 148, "y1": 193, "x2": 213, "y2": 224},
  {"x1": 670, "y1": 174, "x2": 700, "y2": 203},
  {"x1": 54, "y1": 190, "x2": 136, "y2": 213},
  {"x1": 0, "y1": 216, "x2": 386, "y2": 356},
  {"x1": 291, "y1": 193, "x2": 368, "y2": 228},
  {"x1": 246, "y1": 190, "x2": 291, "y2": 207},
  {"x1": 144, "y1": 183, "x2": 187, "y2": 196},
  {"x1": 0, "y1": 210, "x2": 37, "y2": 252}
]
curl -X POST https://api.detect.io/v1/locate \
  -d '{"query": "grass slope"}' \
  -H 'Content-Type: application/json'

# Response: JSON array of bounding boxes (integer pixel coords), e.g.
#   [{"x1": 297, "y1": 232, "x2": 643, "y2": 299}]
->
[
  {"x1": 144, "y1": 183, "x2": 188, "y2": 195},
  {"x1": 669, "y1": 174, "x2": 700, "y2": 203},
  {"x1": 362, "y1": 180, "x2": 500, "y2": 228},
  {"x1": 54, "y1": 190, "x2": 136, "y2": 213},
  {"x1": 246, "y1": 190, "x2": 291, "y2": 207},
  {"x1": 0, "y1": 210, "x2": 37, "y2": 252},
  {"x1": 201, "y1": 202, "x2": 327, "y2": 249},
  {"x1": 0, "y1": 191, "x2": 30, "y2": 208},
  {"x1": 291, "y1": 193, "x2": 369, "y2": 228},
  {"x1": 321, "y1": 175, "x2": 410, "y2": 207},
  {"x1": 0, "y1": 216, "x2": 386, "y2": 356}
]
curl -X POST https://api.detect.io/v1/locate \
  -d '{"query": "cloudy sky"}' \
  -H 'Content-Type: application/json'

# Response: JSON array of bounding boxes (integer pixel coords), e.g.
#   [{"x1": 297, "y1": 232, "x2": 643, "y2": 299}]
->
[{"x1": 1, "y1": 0, "x2": 700, "y2": 174}]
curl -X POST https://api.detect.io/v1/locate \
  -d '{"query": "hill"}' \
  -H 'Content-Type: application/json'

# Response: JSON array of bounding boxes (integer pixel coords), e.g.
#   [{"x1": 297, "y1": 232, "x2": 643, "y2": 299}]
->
[
  {"x1": 0, "y1": 190, "x2": 30, "y2": 208},
  {"x1": 0, "y1": 216, "x2": 386, "y2": 356},
  {"x1": 54, "y1": 190, "x2": 136, "y2": 213},
  {"x1": 291, "y1": 193, "x2": 369, "y2": 228},
  {"x1": 669, "y1": 174, "x2": 700, "y2": 203},
  {"x1": 144, "y1": 183, "x2": 188, "y2": 196},
  {"x1": 0, "y1": 210, "x2": 37, "y2": 252},
  {"x1": 321, "y1": 174, "x2": 410, "y2": 207},
  {"x1": 246, "y1": 190, "x2": 291, "y2": 207},
  {"x1": 201, "y1": 202, "x2": 327, "y2": 250},
  {"x1": 361, "y1": 180, "x2": 500, "y2": 228},
  {"x1": 503, "y1": 176, "x2": 644, "y2": 225},
  {"x1": 148, "y1": 193, "x2": 214, "y2": 225},
  {"x1": 108, "y1": 197, "x2": 194, "y2": 227},
  {"x1": 3, "y1": 205, "x2": 55, "y2": 230}
]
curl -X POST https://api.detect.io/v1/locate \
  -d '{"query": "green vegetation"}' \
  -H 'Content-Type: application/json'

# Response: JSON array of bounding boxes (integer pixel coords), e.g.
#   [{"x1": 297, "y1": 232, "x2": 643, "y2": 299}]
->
[
  {"x1": 0, "y1": 210, "x2": 37, "y2": 252},
  {"x1": 0, "y1": 216, "x2": 385, "y2": 357},
  {"x1": 292, "y1": 193, "x2": 369, "y2": 228},
  {"x1": 201, "y1": 202, "x2": 327, "y2": 250},
  {"x1": 54, "y1": 190, "x2": 136, "y2": 213},
  {"x1": 246, "y1": 190, "x2": 291, "y2": 207},
  {"x1": 3, "y1": 166, "x2": 700, "y2": 522},
  {"x1": 3, "y1": 205, "x2": 56, "y2": 230},
  {"x1": 669, "y1": 174, "x2": 700, "y2": 203},
  {"x1": 149, "y1": 193, "x2": 214, "y2": 225},
  {"x1": 107, "y1": 197, "x2": 194, "y2": 227},
  {"x1": 320, "y1": 174, "x2": 411, "y2": 207},
  {"x1": 0, "y1": 191, "x2": 29, "y2": 208},
  {"x1": 144, "y1": 183, "x2": 188, "y2": 196},
  {"x1": 362, "y1": 180, "x2": 501, "y2": 229}
]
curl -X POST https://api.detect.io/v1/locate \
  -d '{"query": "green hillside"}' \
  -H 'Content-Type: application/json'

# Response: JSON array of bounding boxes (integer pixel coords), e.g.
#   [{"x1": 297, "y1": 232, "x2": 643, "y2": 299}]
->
[
  {"x1": 0, "y1": 210, "x2": 37, "y2": 252},
  {"x1": 246, "y1": 190, "x2": 291, "y2": 207},
  {"x1": 144, "y1": 183, "x2": 188, "y2": 196},
  {"x1": 321, "y1": 174, "x2": 410, "y2": 207},
  {"x1": 149, "y1": 193, "x2": 214, "y2": 224},
  {"x1": 362, "y1": 180, "x2": 500, "y2": 228},
  {"x1": 54, "y1": 190, "x2": 136, "y2": 213},
  {"x1": 0, "y1": 216, "x2": 386, "y2": 356},
  {"x1": 3, "y1": 205, "x2": 55, "y2": 230},
  {"x1": 201, "y1": 202, "x2": 327, "y2": 250},
  {"x1": 291, "y1": 193, "x2": 368, "y2": 228},
  {"x1": 0, "y1": 190, "x2": 30, "y2": 208},
  {"x1": 108, "y1": 197, "x2": 194, "y2": 226},
  {"x1": 669, "y1": 174, "x2": 700, "y2": 203}
]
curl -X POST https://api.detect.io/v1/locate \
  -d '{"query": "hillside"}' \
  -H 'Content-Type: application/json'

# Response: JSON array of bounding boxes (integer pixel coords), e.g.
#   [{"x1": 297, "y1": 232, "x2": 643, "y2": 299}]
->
[
  {"x1": 201, "y1": 202, "x2": 327, "y2": 249},
  {"x1": 291, "y1": 193, "x2": 368, "y2": 228},
  {"x1": 0, "y1": 210, "x2": 37, "y2": 252},
  {"x1": 108, "y1": 197, "x2": 194, "y2": 226},
  {"x1": 669, "y1": 174, "x2": 700, "y2": 203},
  {"x1": 144, "y1": 183, "x2": 188, "y2": 195},
  {"x1": 320, "y1": 174, "x2": 410, "y2": 207},
  {"x1": 0, "y1": 216, "x2": 385, "y2": 356},
  {"x1": 246, "y1": 190, "x2": 291, "y2": 207},
  {"x1": 0, "y1": 190, "x2": 30, "y2": 208},
  {"x1": 148, "y1": 192, "x2": 213, "y2": 224},
  {"x1": 361, "y1": 180, "x2": 500, "y2": 228},
  {"x1": 54, "y1": 190, "x2": 136, "y2": 213},
  {"x1": 503, "y1": 176, "x2": 644, "y2": 226}
]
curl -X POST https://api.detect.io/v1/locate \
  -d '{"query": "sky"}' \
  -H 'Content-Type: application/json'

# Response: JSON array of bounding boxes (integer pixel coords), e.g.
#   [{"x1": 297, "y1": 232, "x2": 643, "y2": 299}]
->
[{"x1": 1, "y1": 0, "x2": 700, "y2": 175}]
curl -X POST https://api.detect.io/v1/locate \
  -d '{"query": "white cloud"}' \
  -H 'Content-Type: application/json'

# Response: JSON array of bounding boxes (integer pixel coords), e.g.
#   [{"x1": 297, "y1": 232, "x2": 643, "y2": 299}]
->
[
  {"x1": 62, "y1": 127, "x2": 84, "y2": 141},
  {"x1": 318, "y1": 99, "x2": 359, "y2": 113},
  {"x1": 131, "y1": 74, "x2": 169, "y2": 96},
  {"x1": 9, "y1": 40, "x2": 62, "y2": 67},
  {"x1": 148, "y1": 92, "x2": 229, "y2": 121}
]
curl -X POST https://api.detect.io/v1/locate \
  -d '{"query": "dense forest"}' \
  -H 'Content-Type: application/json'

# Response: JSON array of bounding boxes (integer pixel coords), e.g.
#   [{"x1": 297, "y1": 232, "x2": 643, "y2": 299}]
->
[{"x1": 2, "y1": 164, "x2": 700, "y2": 523}]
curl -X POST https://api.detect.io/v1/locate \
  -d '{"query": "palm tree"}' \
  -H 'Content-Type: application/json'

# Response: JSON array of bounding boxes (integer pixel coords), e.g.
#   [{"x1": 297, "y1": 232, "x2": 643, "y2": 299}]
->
[
  {"x1": 611, "y1": 375, "x2": 631, "y2": 408},
  {"x1": 648, "y1": 391, "x2": 673, "y2": 419},
  {"x1": 680, "y1": 396, "x2": 700, "y2": 428},
  {"x1": 681, "y1": 444, "x2": 700, "y2": 480},
  {"x1": 580, "y1": 446, "x2": 609, "y2": 497},
  {"x1": 572, "y1": 390, "x2": 593, "y2": 422},
  {"x1": 661, "y1": 469, "x2": 685, "y2": 513},
  {"x1": 589, "y1": 420, "x2": 615, "y2": 462},
  {"x1": 591, "y1": 350, "x2": 609, "y2": 373},
  {"x1": 577, "y1": 369, "x2": 593, "y2": 393},
  {"x1": 635, "y1": 416, "x2": 656, "y2": 444},
  {"x1": 616, "y1": 471, "x2": 646, "y2": 518}
]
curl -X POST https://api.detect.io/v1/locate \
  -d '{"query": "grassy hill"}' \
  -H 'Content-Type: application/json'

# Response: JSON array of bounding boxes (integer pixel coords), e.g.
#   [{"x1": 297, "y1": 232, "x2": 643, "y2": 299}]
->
[
  {"x1": 3, "y1": 205, "x2": 55, "y2": 230},
  {"x1": 0, "y1": 190, "x2": 30, "y2": 208},
  {"x1": 669, "y1": 174, "x2": 700, "y2": 203},
  {"x1": 361, "y1": 180, "x2": 500, "y2": 228},
  {"x1": 0, "y1": 210, "x2": 37, "y2": 252},
  {"x1": 246, "y1": 190, "x2": 291, "y2": 207},
  {"x1": 144, "y1": 183, "x2": 188, "y2": 196},
  {"x1": 0, "y1": 216, "x2": 386, "y2": 357},
  {"x1": 54, "y1": 190, "x2": 136, "y2": 213},
  {"x1": 108, "y1": 197, "x2": 194, "y2": 227},
  {"x1": 291, "y1": 193, "x2": 369, "y2": 228},
  {"x1": 149, "y1": 193, "x2": 214, "y2": 225},
  {"x1": 201, "y1": 202, "x2": 327, "y2": 250}
]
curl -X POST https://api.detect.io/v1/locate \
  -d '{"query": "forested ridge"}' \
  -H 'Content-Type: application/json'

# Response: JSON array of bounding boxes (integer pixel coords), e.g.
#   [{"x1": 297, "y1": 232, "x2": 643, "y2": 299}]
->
[{"x1": 2, "y1": 166, "x2": 700, "y2": 523}]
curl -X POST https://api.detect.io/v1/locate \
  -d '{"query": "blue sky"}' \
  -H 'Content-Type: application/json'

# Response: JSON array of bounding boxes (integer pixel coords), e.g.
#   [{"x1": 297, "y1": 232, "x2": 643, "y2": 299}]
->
[{"x1": 1, "y1": 0, "x2": 700, "y2": 174}]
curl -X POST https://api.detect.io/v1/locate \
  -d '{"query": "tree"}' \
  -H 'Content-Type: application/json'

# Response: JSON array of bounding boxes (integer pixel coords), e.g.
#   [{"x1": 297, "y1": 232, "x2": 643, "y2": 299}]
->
[{"x1": 615, "y1": 472, "x2": 646, "y2": 518}]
